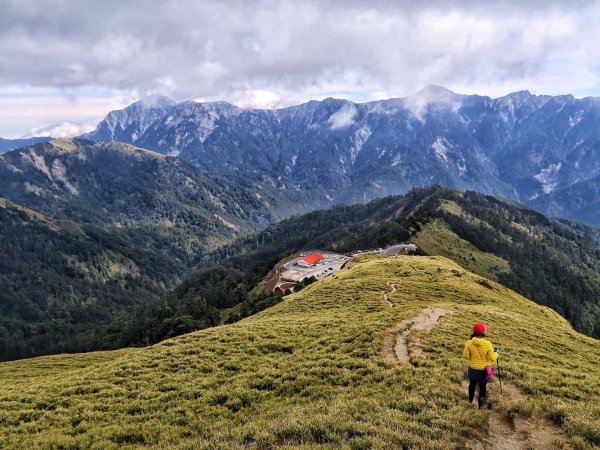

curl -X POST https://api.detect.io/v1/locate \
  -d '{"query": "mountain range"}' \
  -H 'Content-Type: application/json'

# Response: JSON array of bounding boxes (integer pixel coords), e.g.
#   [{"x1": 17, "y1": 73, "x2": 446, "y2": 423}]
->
[
  {"x1": 81, "y1": 86, "x2": 600, "y2": 226},
  {"x1": 0, "y1": 139, "x2": 286, "y2": 262},
  {"x1": 0, "y1": 136, "x2": 50, "y2": 153},
  {"x1": 2, "y1": 87, "x2": 600, "y2": 360}
]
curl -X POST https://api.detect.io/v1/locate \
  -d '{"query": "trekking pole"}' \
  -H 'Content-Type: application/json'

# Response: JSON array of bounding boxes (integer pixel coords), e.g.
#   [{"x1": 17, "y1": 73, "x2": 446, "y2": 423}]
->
[
  {"x1": 495, "y1": 346, "x2": 503, "y2": 395},
  {"x1": 497, "y1": 359, "x2": 503, "y2": 394}
]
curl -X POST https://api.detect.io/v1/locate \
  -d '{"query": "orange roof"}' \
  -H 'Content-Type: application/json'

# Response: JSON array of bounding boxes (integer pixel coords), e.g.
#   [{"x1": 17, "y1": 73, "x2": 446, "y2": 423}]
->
[{"x1": 303, "y1": 253, "x2": 324, "y2": 265}]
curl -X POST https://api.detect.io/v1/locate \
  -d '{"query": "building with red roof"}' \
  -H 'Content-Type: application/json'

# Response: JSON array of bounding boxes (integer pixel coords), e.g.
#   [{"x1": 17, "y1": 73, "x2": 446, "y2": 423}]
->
[{"x1": 302, "y1": 252, "x2": 324, "y2": 266}]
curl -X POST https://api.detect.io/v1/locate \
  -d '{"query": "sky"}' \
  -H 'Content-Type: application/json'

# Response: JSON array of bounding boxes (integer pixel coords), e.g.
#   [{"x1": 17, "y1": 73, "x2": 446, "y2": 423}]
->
[{"x1": 1, "y1": 0, "x2": 600, "y2": 138}]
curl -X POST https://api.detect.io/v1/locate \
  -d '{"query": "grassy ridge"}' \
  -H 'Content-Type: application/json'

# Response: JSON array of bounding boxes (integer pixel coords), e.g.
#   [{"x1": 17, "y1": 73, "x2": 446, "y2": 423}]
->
[
  {"x1": 0, "y1": 255, "x2": 598, "y2": 448},
  {"x1": 412, "y1": 218, "x2": 509, "y2": 280},
  {"x1": 196, "y1": 186, "x2": 600, "y2": 338}
]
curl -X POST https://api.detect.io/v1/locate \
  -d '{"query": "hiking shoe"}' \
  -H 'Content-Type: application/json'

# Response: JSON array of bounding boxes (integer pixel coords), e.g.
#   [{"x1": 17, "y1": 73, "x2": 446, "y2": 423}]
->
[{"x1": 478, "y1": 396, "x2": 487, "y2": 410}]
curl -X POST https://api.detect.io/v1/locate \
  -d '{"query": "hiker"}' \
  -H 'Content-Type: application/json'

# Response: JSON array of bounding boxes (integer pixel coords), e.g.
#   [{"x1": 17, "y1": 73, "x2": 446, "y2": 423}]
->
[{"x1": 463, "y1": 322, "x2": 499, "y2": 409}]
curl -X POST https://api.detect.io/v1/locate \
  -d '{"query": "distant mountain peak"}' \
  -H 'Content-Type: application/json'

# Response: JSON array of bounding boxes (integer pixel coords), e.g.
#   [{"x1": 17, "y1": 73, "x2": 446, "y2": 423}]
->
[{"x1": 499, "y1": 90, "x2": 532, "y2": 104}]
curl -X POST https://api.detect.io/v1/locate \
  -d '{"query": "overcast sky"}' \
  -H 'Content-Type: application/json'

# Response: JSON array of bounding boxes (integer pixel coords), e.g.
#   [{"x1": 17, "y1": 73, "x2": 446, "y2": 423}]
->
[{"x1": 1, "y1": 0, "x2": 600, "y2": 138}]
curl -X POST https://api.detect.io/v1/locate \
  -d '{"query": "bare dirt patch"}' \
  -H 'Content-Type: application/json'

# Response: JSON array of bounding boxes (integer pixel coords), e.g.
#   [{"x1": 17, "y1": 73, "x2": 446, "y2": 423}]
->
[{"x1": 383, "y1": 307, "x2": 450, "y2": 364}]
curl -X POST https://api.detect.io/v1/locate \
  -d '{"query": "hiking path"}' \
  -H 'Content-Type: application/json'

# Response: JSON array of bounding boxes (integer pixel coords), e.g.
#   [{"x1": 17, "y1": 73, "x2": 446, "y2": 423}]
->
[{"x1": 379, "y1": 282, "x2": 570, "y2": 449}]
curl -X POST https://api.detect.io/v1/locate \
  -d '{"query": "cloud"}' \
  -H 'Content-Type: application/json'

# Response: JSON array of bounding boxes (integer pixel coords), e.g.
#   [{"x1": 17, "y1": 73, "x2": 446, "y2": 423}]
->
[
  {"x1": 218, "y1": 89, "x2": 282, "y2": 109},
  {"x1": 402, "y1": 85, "x2": 464, "y2": 121},
  {"x1": 1, "y1": 0, "x2": 600, "y2": 136},
  {"x1": 29, "y1": 121, "x2": 97, "y2": 138},
  {"x1": 328, "y1": 104, "x2": 358, "y2": 129}
]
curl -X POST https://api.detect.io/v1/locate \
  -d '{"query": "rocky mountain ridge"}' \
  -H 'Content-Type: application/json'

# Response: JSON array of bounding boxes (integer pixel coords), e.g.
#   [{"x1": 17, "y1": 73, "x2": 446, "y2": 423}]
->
[{"x1": 82, "y1": 86, "x2": 600, "y2": 224}]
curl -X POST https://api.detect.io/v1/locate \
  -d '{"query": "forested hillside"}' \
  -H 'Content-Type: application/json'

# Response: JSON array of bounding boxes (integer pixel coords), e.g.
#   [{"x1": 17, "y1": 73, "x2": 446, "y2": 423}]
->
[
  {"x1": 0, "y1": 139, "x2": 284, "y2": 266},
  {"x1": 102, "y1": 186, "x2": 600, "y2": 350},
  {"x1": 0, "y1": 139, "x2": 292, "y2": 360},
  {"x1": 4, "y1": 180, "x2": 600, "y2": 360},
  {"x1": 0, "y1": 199, "x2": 179, "y2": 360},
  {"x1": 198, "y1": 186, "x2": 600, "y2": 337}
]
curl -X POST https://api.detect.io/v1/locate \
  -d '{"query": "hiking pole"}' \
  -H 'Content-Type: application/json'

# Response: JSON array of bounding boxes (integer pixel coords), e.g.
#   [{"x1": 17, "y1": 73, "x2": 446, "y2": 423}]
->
[
  {"x1": 497, "y1": 359, "x2": 503, "y2": 395},
  {"x1": 495, "y1": 346, "x2": 503, "y2": 395}
]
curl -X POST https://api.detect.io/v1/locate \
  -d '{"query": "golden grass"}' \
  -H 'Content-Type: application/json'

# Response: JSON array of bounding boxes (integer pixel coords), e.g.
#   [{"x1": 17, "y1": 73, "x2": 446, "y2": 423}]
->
[
  {"x1": 0, "y1": 255, "x2": 598, "y2": 449},
  {"x1": 49, "y1": 138, "x2": 79, "y2": 153},
  {"x1": 413, "y1": 219, "x2": 510, "y2": 280}
]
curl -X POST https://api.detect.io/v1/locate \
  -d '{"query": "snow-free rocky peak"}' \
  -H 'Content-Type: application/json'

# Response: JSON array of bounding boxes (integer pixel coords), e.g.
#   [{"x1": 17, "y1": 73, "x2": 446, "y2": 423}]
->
[{"x1": 82, "y1": 88, "x2": 600, "y2": 226}]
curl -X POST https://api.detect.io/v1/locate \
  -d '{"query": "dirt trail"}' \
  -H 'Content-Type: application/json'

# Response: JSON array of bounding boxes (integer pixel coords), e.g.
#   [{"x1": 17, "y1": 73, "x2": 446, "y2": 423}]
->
[
  {"x1": 380, "y1": 291, "x2": 393, "y2": 308},
  {"x1": 379, "y1": 282, "x2": 398, "y2": 309},
  {"x1": 380, "y1": 289, "x2": 569, "y2": 449},
  {"x1": 464, "y1": 378, "x2": 569, "y2": 449},
  {"x1": 383, "y1": 307, "x2": 450, "y2": 364}
]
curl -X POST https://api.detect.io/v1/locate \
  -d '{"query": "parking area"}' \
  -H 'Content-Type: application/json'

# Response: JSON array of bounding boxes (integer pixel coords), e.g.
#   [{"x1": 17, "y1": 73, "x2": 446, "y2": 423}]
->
[
  {"x1": 274, "y1": 244, "x2": 416, "y2": 293},
  {"x1": 278, "y1": 252, "x2": 350, "y2": 288}
]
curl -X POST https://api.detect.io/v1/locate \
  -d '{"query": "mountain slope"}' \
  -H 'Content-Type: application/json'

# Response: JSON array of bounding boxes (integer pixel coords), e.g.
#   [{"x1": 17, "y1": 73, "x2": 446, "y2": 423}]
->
[
  {"x1": 532, "y1": 173, "x2": 600, "y2": 226},
  {"x1": 0, "y1": 136, "x2": 51, "y2": 153},
  {"x1": 83, "y1": 89, "x2": 600, "y2": 224},
  {"x1": 204, "y1": 186, "x2": 600, "y2": 337},
  {"x1": 0, "y1": 255, "x2": 598, "y2": 448},
  {"x1": 0, "y1": 198, "x2": 182, "y2": 360},
  {"x1": 0, "y1": 138, "x2": 284, "y2": 265}
]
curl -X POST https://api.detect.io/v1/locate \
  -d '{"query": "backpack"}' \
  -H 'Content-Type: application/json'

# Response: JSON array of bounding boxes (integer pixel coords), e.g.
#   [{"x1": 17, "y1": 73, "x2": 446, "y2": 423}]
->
[{"x1": 475, "y1": 344, "x2": 493, "y2": 381}]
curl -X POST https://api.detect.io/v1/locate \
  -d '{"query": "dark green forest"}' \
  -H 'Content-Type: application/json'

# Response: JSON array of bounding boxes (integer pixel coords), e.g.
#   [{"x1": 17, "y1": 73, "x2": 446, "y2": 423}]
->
[
  {"x1": 100, "y1": 266, "x2": 282, "y2": 349},
  {"x1": 0, "y1": 199, "x2": 179, "y2": 360}
]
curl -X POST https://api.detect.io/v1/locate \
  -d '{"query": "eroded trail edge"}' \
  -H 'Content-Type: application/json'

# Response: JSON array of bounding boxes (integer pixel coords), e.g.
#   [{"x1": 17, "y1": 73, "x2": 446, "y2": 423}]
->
[{"x1": 383, "y1": 307, "x2": 450, "y2": 364}]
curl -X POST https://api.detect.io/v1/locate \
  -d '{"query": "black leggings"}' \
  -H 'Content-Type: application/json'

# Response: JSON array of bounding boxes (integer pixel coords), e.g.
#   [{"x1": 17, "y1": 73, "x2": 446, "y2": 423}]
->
[
  {"x1": 468, "y1": 367, "x2": 487, "y2": 402},
  {"x1": 468, "y1": 380, "x2": 487, "y2": 402}
]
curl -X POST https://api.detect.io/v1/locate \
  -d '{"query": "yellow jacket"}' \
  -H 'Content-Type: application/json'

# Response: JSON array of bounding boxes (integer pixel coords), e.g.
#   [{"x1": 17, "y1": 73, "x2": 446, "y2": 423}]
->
[{"x1": 463, "y1": 337, "x2": 498, "y2": 370}]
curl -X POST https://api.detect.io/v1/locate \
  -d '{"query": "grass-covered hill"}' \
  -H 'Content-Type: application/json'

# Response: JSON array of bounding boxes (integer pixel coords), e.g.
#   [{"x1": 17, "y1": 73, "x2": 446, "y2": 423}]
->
[
  {"x1": 0, "y1": 198, "x2": 181, "y2": 360},
  {"x1": 0, "y1": 255, "x2": 598, "y2": 449},
  {"x1": 202, "y1": 186, "x2": 600, "y2": 338},
  {"x1": 0, "y1": 138, "x2": 284, "y2": 265}
]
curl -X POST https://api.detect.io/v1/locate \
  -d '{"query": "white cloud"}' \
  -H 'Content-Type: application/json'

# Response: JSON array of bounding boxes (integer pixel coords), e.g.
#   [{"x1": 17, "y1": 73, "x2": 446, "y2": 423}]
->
[
  {"x1": 1, "y1": 1, "x2": 600, "y2": 136},
  {"x1": 402, "y1": 85, "x2": 463, "y2": 121},
  {"x1": 328, "y1": 104, "x2": 357, "y2": 129},
  {"x1": 0, "y1": 85, "x2": 131, "y2": 138},
  {"x1": 228, "y1": 89, "x2": 282, "y2": 109},
  {"x1": 29, "y1": 121, "x2": 97, "y2": 138}
]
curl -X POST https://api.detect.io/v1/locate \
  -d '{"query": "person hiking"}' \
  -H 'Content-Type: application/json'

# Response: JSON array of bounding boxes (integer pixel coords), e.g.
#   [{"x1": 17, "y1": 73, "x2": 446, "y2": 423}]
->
[{"x1": 463, "y1": 322, "x2": 499, "y2": 409}]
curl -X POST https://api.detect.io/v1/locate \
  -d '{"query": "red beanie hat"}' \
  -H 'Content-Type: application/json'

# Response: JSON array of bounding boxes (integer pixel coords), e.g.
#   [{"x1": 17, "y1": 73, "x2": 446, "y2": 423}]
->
[{"x1": 473, "y1": 323, "x2": 486, "y2": 334}]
